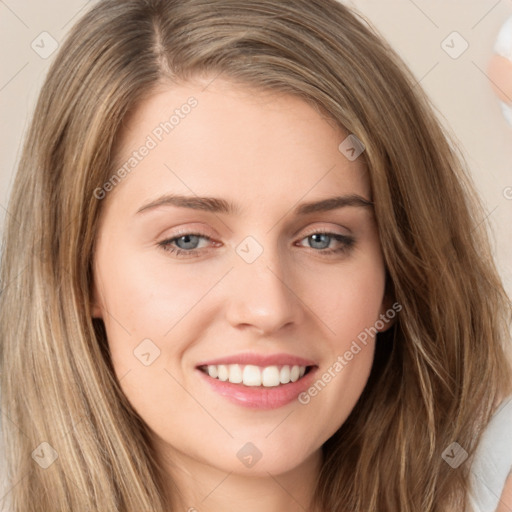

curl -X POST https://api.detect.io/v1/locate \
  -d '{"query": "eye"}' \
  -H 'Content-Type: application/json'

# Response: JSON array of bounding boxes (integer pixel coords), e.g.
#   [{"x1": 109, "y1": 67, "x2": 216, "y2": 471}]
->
[
  {"x1": 296, "y1": 232, "x2": 355, "y2": 255},
  {"x1": 157, "y1": 230, "x2": 355, "y2": 259},
  {"x1": 158, "y1": 232, "x2": 217, "y2": 258}
]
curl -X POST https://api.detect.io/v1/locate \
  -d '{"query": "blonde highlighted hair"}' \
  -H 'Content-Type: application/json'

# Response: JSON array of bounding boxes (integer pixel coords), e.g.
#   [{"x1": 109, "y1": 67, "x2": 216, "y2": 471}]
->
[{"x1": 1, "y1": 0, "x2": 511, "y2": 510}]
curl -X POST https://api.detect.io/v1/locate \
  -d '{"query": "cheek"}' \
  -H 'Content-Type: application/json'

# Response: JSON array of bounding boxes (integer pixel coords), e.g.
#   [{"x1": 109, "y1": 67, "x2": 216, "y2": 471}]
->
[
  {"x1": 93, "y1": 247, "x2": 210, "y2": 432},
  {"x1": 94, "y1": 246, "x2": 219, "y2": 341},
  {"x1": 301, "y1": 254, "x2": 386, "y2": 345},
  {"x1": 93, "y1": 249, "x2": 229, "y2": 413},
  {"x1": 92, "y1": 228, "x2": 387, "y2": 470},
  {"x1": 294, "y1": 252, "x2": 385, "y2": 431},
  {"x1": 297, "y1": 296, "x2": 380, "y2": 443}
]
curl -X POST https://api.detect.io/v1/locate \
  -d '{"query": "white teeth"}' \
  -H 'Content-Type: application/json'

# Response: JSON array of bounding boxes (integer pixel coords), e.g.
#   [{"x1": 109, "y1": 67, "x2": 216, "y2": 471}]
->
[
  {"x1": 202, "y1": 364, "x2": 308, "y2": 387},
  {"x1": 261, "y1": 366, "x2": 280, "y2": 387},
  {"x1": 243, "y1": 365, "x2": 261, "y2": 386},
  {"x1": 279, "y1": 365, "x2": 291, "y2": 384},
  {"x1": 217, "y1": 364, "x2": 229, "y2": 381},
  {"x1": 228, "y1": 364, "x2": 243, "y2": 384}
]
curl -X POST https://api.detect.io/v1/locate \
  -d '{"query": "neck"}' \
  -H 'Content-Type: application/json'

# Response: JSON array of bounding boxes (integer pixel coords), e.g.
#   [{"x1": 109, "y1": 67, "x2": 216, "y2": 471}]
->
[{"x1": 159, "y1": 447, "x2": 323, "y2": 512}]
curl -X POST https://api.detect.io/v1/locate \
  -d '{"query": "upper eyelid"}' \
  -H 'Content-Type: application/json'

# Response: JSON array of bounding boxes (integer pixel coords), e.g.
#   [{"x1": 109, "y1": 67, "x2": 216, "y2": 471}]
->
[
  {"x1": 161, "y1": 229, "x2": 352, "y2": 249},
  {"x1": 164, "y1": 221, "x2": 351, "y2": 239},
  {"x1": 162, "y1": 228, "x2": 349, "y2": 241}
]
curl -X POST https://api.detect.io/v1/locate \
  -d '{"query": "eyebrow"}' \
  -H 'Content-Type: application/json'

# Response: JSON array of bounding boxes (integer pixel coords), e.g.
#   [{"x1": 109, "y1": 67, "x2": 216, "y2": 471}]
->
[{"x1": 135, "y1": 193, "x2": 373, "y2": 216}]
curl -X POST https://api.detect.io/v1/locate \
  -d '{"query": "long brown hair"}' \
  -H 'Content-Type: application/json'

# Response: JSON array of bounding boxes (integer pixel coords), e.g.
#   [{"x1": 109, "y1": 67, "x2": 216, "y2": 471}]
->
[{"x1": 1, "y1": 0, "x2": 510, "y2": 510}]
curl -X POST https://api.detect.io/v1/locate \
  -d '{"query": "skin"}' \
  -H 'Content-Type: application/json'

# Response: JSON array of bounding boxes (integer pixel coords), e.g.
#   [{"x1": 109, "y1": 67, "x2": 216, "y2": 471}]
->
[{"x1": 92, "y1": 78, "x2": 391, "y2": 512}]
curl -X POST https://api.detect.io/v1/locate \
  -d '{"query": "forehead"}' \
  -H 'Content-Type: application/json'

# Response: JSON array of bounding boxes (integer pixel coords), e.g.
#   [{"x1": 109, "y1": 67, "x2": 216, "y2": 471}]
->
[{"x1": 106, "y1": 78, "x2": 370, "y2": 215}]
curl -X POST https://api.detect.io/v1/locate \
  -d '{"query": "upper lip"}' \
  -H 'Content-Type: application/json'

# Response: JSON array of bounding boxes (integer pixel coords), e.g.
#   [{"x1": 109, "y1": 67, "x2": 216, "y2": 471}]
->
[{"x1": 196, "y1": 352, "x2": 317, "y2": 368}]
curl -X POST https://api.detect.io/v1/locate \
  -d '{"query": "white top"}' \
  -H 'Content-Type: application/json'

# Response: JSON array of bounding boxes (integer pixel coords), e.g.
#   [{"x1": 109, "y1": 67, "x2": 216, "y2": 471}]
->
[{"x1": 469, "y1": 397, "x2": 512, "y2": 511}]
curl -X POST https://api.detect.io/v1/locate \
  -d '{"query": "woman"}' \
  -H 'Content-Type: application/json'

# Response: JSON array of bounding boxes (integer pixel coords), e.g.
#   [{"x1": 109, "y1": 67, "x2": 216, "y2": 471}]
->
[{"x1": 0, "y1": 0, "x2": 511, "y2": 510}]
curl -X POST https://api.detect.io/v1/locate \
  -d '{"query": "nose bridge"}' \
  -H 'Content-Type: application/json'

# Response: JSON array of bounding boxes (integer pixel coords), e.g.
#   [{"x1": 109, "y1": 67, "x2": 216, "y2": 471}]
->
[{"x1": 225, "y1": 235, "x2": 302, "y2": 333}]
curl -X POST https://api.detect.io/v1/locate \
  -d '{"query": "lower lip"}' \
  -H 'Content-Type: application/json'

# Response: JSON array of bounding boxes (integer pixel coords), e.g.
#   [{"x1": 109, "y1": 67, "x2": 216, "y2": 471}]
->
[{"x1": 196, "y1": 367, "x2": 318, "y2": 409}]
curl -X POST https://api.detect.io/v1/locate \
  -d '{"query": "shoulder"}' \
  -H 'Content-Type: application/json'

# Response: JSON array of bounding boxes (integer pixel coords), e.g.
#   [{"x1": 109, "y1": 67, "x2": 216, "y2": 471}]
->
[{"x1": 469, "y1": 397, "x2": 512, "y2": 512}]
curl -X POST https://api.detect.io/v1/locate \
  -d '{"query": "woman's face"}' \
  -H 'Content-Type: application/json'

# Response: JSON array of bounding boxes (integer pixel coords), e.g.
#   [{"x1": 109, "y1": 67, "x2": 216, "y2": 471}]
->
[{"x1": 92, "y1": 78, "x2": 389, "y2": 478}]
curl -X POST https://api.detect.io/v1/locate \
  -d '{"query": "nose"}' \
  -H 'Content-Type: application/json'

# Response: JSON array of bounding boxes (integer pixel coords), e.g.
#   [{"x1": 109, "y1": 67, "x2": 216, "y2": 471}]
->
[{"x1": 224, "y1": 246, "x2": 304, "y2": 336}]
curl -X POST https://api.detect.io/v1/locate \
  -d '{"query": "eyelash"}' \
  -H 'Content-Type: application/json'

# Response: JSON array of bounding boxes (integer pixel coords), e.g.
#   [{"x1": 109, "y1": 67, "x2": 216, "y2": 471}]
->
[{"x1": 157, "y1": 230, "x2": 355, "y2": 259}]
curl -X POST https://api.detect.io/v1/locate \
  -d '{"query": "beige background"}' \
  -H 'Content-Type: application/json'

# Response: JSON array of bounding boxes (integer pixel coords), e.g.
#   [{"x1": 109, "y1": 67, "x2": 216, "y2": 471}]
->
[{"x1": 1, "y1": 0, "x2": 511, "y2": 297}]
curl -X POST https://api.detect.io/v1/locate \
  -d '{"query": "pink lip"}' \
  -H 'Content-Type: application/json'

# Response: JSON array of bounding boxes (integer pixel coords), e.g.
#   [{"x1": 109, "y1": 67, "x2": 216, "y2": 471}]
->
[
  {"x1": 196, "y1": 352, "x2": 316, "y2": 368},
  {"x1": 196, "y1": 365, "x2": 319, "y2": 410}
]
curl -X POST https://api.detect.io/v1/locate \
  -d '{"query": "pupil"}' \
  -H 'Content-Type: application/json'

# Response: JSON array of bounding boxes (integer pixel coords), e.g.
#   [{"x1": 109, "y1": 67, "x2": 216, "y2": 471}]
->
[
  {"x1": 177, "y1": 235, "x2": 199, "y2": 250},
  {"x1": 310, "y1": 234, "x2": 330, "y2": 249}
]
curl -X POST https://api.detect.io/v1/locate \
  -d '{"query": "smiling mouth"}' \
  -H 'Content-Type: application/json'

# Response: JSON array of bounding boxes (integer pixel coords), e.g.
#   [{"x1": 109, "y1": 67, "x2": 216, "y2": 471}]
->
[{"x1": 198, "y1": 364, "x2": 314, "y2": 387}]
